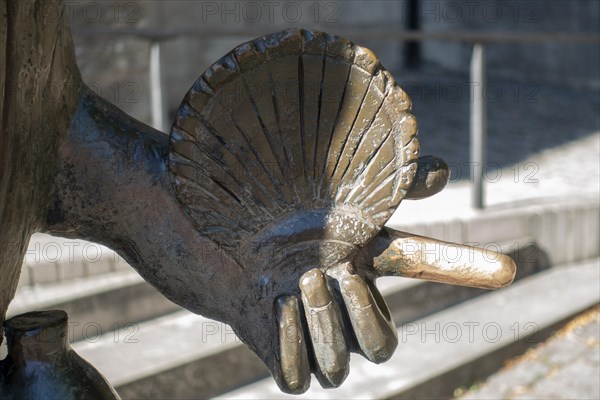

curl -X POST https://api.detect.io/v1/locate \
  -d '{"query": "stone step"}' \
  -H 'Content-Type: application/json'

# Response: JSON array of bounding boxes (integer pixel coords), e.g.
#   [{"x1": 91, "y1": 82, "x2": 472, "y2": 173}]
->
[
  {"x1": 217, "y1": 258, "x2": 600, "y2": 400},
  {"x1": 74, "y1": 310, "x2": 268, "y2": 399},
  {"x1": 390, "y1": 196, "x2": 598, "y2": 269},
  {"x1": 70, "y1": 239, "x2": 545, "y2": 399},
  {"x1": 7, "y1": 270, "x2": 181, "y2": 343},
  {"x1": 18, "y1": 196, "x2": 598, "y2": 289},
  {"x1": 18, "y1": 233, "x2": 132, "y2": 288}
]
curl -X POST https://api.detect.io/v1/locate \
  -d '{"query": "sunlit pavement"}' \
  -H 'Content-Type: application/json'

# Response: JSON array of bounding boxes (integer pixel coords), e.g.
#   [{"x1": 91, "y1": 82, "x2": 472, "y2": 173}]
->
[{"x1": 459, "y1": 306, "x2": 600, "y2": 400}]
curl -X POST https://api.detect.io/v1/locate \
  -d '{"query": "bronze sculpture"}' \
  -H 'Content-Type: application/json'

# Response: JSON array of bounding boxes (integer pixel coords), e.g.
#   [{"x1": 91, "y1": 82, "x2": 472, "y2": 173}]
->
[
  {"x1": 0, "y1": 311, "x2": 119, "y2": 399},
  {"x1": 0, "y1": 0, "x2": 516, "y2": 395}
]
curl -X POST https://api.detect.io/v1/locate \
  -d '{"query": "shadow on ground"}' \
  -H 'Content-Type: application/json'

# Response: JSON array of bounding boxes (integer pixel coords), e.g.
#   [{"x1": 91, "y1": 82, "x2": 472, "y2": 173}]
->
[{"x1": 391, "y1": 64, "x2": 600, "y2": 180}]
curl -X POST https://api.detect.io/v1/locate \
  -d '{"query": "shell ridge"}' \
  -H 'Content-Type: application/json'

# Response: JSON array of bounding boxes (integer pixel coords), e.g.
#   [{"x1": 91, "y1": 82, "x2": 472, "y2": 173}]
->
[
  {"x1": 237, "y1": 37, "x2": 296, "y2": 205},
  {"x1": 173, "y1": 125, "x2": 227, "y2": 177},
  {"x1": 229, "y1": 56, "x2": 289, "y2": 203},
  {"x1": 335, "y1": 71, "x2": 392, "y2": 200},
  {"x1": 185, "y1": 115, "x2": 248, "y2": 181},
  {"x1": 318, "y1": 52, "x2": 355, "y2": 198},
  {"x1": 170, "y1": 155, "x2": 265, "y2": 223},
  {"x1": 177, "y1": 115, "x2": 281, "y2": 219},
  {"x1": 362, "y1": 188, "x2": 398, "y2": 217},
  {"x1": 173, "y1": 173, "x2": 252, "y2": 224},
  {"x1": 353, "y1": 157, "x2": 396, "y2": 205},
  {"x1": 329, "y1": 71, "x2": 376, "y2": 185},
  {"x1": 231, "y1": 36, "x2": 291, "y2": 203},
  {"x1": 345, "y1": 128, "x2": 395, "y2": 204},
  {"x1": 365, "y1": 189, "x2": 399, "y2": 220},
  {"x1": 185, "y1": 205, "x2": 249, "y2": 244},
  {"x1": 393, "y1": 136, "x2": 420, "y2": 199},
  {"x1": 312, "y1": 43, "x2": 328, "y2": 198},
  {"x1": 298, "y1": 30, "x2": 327, "y2": 197},
  {"x1": 206, "y1": 53, "x2": 287, "y2": 202},
  {"x1": 263, "y1": 32, "x2": 309, "y2": 206},
  {"x1": 264, "y1": 53, "x2": 302, "y2": 205},
  {"x1": 210, "y1": 93, "x2": 285, "y2": 212},
  {"x1": 333, "y1": 73, "x2": 388, "y2": 198},
  {"x1": 313, "y1": 35, "x2": 356, "y2": 198},
  {"x1": 185, "y1": 78, "x2": 214, "y2": 116},
  {"x1": 323, "y1": 66, "x2": 373, "y2": 197},
  {"x1": 197, "y1": 76, "x2": 290, "y2": 215},
  {"x1": 178, "y1": 101, "x2": 226, "y2": 147},
  {"x1": 297, "y1": 52, "x2": 309, "y2": 200},
  {"x1": 171, "y1": 125, "x2": 196, "y2": 143},
  {"x1": 370, "y1": 210, "x2": 392, "y2": 221},
  {"x1": 184, "y1": 202, "x2": 251, "y2": 230}
]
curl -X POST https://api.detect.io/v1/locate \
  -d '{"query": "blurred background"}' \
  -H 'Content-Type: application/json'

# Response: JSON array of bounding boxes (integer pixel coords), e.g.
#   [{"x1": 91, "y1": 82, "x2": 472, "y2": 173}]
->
[{"x1": 4, "y1": 1, "x2": 599, "y2": 399}]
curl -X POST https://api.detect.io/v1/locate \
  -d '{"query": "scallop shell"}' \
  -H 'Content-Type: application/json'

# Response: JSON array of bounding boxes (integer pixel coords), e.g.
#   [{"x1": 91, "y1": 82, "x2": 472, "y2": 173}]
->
[{"x1": 169, "y1": 29, "x2": 419, "y2": 268}]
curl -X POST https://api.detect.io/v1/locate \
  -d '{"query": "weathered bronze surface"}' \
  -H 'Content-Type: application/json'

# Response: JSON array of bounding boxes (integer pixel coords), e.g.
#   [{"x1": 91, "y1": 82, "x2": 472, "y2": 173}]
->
[
  {"x1": 364, "y1": 229, "x2": 516, "y2": 289},
  {"x1": 0, "y1": 0, "x2": 82, "y2": 344},
  {"x1": 0, "y1": 310, "x2": 120, "y2": 399},
  {"x1": 0, "y1": 0, "x2": 516, "y2": 395}
]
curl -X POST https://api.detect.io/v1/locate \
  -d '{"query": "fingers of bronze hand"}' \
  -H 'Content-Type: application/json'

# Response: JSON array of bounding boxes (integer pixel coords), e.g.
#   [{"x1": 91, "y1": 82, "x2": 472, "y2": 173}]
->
[
  {"x1": 405, "y1": 155, "x2": 450, "y2": 200},
  {"x1": 326, "y1": 262, "x2": 398, "y2": 363},
  {"x1": 367, "y1": 228, "x2": 517, "y2": 289},
  {"x1": 274, "y1": 265, "x2": 399, "y2": 392},
  {"x1": 338, "y1": 274, "x2": 397, "y2": 363},
  {"x1": 275, "y1": 296, "x2": 311, "y2": 394},
  {"x1": 299, "y1": 269, "x2": 350, "y2": 387}
]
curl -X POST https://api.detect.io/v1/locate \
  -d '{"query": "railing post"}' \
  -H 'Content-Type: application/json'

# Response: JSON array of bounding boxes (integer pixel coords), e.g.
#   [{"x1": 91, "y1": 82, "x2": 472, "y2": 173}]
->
[
  {"x1": 149, "y1": 41, "x2": 168, "y2": 132},
  {"x1": 470, "y1": 43, "x2": 486, "y2": 210}
]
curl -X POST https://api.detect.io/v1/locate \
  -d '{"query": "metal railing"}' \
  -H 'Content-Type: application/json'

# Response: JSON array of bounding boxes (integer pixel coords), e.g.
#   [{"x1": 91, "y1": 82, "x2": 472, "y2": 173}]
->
[{"x1": 72, "y1": 26, "x2": 600, "y2": 209}]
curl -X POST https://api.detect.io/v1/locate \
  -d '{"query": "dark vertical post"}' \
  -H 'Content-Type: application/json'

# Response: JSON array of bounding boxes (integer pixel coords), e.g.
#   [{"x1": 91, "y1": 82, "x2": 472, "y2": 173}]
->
[{"x1": 404, "y1": 0, "x2": 421, "y2": 69}]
